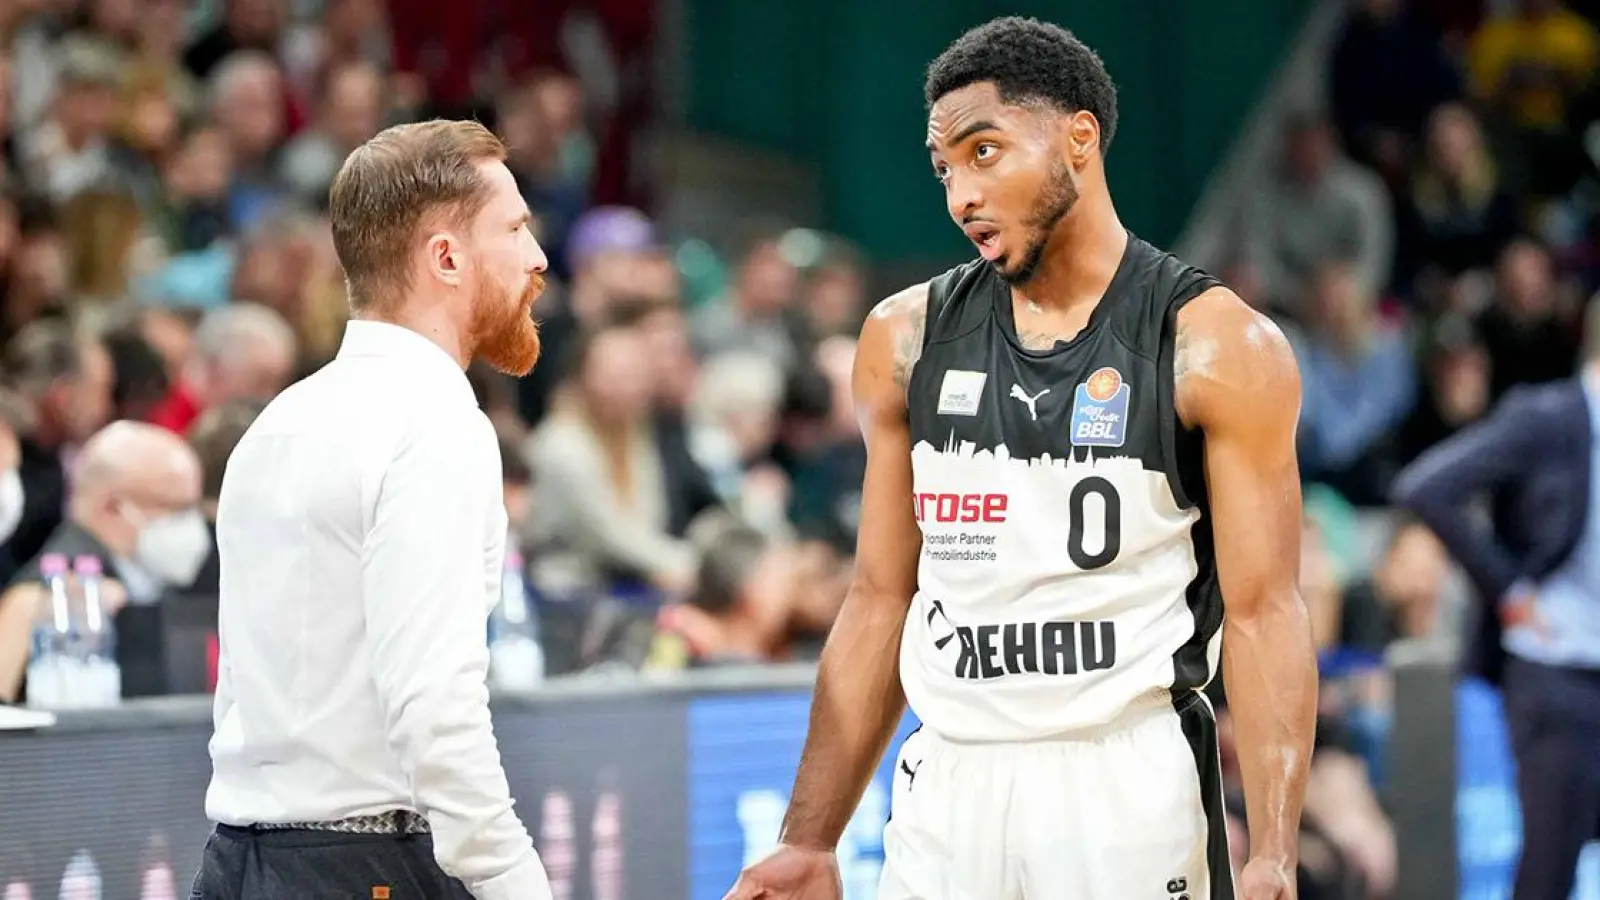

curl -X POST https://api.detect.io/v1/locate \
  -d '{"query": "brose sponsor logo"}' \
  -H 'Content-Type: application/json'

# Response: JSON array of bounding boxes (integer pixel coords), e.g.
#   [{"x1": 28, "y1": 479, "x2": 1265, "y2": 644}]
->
[{"x1": 913, "y1": 491, "x2": 1008, "y2": 524}]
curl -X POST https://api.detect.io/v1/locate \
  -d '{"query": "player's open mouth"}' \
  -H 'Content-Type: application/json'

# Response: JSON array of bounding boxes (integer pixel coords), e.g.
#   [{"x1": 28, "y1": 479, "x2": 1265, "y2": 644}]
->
[{"x1": 963, "y1": 223, "x2": 1002, "y2": 261}]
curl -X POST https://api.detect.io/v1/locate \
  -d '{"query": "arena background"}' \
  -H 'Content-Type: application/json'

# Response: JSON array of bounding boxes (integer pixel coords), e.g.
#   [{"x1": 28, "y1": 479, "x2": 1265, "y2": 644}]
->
[{"x1": 0, "y1": 0, "x2": 1597, "y2": 898}]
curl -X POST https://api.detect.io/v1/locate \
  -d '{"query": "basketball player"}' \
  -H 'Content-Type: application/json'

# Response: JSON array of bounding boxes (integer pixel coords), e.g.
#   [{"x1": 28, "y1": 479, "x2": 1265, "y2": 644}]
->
[{"x1": 725, "y1": 18, "x2": 1316, "y2": 900}]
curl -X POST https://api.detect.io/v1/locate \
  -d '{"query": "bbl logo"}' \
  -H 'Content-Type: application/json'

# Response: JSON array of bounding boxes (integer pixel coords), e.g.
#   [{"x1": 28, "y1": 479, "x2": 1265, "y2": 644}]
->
[{"x1": 1070, "y1": 366, "x2": 1130, "y2": 448}]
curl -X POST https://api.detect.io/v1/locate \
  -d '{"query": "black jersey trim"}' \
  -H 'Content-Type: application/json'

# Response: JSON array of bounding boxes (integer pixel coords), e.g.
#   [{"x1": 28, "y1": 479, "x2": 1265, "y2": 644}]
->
[
  {"x1": 1156, "y1": 279, "x2": 1221, "y2": 512},
  {"x1": 1174, "y1": 691, "x2": 1237, "y2": 899}
]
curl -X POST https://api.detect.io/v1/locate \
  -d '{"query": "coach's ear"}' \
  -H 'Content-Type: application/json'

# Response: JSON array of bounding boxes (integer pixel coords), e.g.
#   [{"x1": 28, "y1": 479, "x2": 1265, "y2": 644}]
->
[{"x1": 426, "y1": 232, "x2": 464, "y2": 287}]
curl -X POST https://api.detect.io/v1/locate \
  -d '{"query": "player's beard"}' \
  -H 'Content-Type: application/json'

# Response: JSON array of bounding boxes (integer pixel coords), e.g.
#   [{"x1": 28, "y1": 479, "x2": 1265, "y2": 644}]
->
[
  {"x1": 995, "y1": 157, "x2": 1078, "y2": 287},
  {"x1": 470, "y1": 273, "x2": 544, "y2": 376}
]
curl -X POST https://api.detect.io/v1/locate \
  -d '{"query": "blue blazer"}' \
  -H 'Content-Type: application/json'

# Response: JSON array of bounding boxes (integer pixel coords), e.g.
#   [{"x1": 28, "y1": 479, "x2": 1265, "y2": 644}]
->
[{"x1": 1390, "y1": 379, "x2": 1592, "y2": 685}]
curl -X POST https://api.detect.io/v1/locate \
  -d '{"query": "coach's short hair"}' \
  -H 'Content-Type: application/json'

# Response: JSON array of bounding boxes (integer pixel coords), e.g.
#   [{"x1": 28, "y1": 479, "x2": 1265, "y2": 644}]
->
[
  {"x1": 924, "y1": 17, "x2": 1119, "y2": 152},
  {"x1": 328, "y1": 119, "x2": 507, "y2": 309}
]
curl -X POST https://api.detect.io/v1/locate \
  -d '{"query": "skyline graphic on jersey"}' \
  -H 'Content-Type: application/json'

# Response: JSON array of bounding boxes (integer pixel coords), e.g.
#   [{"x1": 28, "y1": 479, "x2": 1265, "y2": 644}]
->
[{"x1": 921, "y1": 430, "x2": 1146, "y2": 472}]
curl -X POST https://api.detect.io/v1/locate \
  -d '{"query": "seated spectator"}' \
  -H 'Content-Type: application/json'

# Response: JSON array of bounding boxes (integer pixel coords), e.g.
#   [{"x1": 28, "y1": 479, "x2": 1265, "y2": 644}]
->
[
  {"x1": 3, "y1": 195, "x2": 69, "y2": 342},
  {"x1": 0, "y1": 320, "x2": 114, "y2": 584},
  {"x1": 1338, "y1": 520, "x2": 1451, "y2": 657},
  {"x1": 1328, "y1": 0, "x2": 1461, "y2": 184},
  {"x1": 650, "y1": 519, "x2": 799, "y2": 668},
  {"x1": 1247, "y1": 112, "x2": 1394, "y2": 312},
  {"x1": 1393, "y1": 103, "x2": 1521, "y2": 295},
  {"x1": 1292, "y1": 263, "x2": 1417, "y2": 504},
  {"x1": 1398, "y1": 315, "x2": 1491, "y2": 461},
  {"x1": 1476, "y1": 237, "x2": 1582, "y2": 400},
  {"x1": 278, "y1": 59, "x2": 384, "y2": 209},
  {"x1": 0, "y1": 420, "x2": 205, "y2": 701},
  {"x1": 147, "y1": 302, "x2": 296, "y2": 434},
  {"x1": 686, "y1": 350, "x2": 787, "y2": 512},
  {"x1": 101, "y1": 319, "x2": 171, "y2": 422},
  {"x1": 1468, "y1": 0, "x2": 1600, "y2": 197},
  {"x1": 185, "y1": 398, "x2": 265, "y2": 595},
  {"x1": 522, "y1": 319, "x2": 698, "y2": 602},
  {"x1": 692, "y1": 225, "x2": 804, "y2": 368}
]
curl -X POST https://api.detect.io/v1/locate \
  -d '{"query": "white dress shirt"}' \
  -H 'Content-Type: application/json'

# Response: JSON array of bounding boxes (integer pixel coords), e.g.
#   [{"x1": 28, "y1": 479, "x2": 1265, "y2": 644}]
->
[{"x1": 205, "y1": 320, "x2": 550, "y2": 900}]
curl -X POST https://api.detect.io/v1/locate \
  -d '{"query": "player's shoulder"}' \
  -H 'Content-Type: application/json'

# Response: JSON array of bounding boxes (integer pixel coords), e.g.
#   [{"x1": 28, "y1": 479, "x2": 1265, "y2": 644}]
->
[{"x1": 1174, "y1": 286, "x2": 1298, "y2": 427}]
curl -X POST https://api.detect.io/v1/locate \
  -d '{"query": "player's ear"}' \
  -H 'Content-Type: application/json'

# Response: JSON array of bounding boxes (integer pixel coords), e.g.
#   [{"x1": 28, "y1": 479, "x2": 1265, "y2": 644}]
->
[{"x1": 1064, "y1": 111, "x2": 1100, "y2": 166}]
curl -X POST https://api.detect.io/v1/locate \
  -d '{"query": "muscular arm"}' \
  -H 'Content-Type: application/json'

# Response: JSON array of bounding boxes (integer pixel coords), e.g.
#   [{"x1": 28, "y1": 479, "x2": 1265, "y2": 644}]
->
[
  {"x1": 1176, "y1": 288, "x2": 1317, "y2": 870},
  {"x1": 779, "y1": 284, "x2": 927, "y2": 850}
]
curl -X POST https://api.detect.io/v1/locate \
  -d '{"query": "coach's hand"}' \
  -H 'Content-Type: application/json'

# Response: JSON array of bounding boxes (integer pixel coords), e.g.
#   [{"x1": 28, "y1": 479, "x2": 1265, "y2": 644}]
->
[
  {"x1": 723, "y1": 843, "x2": 841, "y2": 900},
  {"x1": 1238, "y1": 856, "x2": 1295, "y2": 899}
]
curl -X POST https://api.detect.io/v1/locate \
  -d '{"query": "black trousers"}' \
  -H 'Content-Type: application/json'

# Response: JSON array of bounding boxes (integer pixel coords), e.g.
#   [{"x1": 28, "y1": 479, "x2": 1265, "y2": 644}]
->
[
  {"x1": 189, "y1": 824, "x2": 474, "y2": 900},
  {"x1": 1503, "y1": 657, "x2": 1600, "y2": 900}
]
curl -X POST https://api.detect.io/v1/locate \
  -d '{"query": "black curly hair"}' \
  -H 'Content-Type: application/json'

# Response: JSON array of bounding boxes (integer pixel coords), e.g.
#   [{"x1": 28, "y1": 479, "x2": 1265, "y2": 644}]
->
[{"x1": 924, "y1": 17, "x2": 1119, "y2": 152}]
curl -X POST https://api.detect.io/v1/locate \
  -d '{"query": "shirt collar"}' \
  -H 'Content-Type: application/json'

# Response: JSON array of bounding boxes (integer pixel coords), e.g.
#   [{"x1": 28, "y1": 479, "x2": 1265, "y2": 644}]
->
[{"x1": 336, "y1": 319, "x2": 477, "y2": 406}]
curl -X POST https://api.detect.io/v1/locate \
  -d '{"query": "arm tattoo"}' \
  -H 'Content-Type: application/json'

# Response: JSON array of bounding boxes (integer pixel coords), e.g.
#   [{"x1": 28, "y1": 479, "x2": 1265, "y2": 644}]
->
[
  {"x1": 872, "y1": 285, "x2": 929, "y2": 398},
  {"x1": 892, "y1": 313, "x2": 926, "y2": 396}
]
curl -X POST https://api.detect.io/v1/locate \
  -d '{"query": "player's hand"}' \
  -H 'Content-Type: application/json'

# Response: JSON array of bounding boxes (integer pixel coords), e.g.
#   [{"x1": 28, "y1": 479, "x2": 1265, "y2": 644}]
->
[
  {"x1": 1238, "y1": 856, "x2": 1295, "y2": 899},
  {"x1": 722, "y1": 843, "x2": 841, "y2": 900}
]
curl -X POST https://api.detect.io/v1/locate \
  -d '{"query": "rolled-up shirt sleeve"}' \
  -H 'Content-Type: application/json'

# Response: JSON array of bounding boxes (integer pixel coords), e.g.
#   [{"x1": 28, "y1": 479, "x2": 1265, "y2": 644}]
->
[{"x1": 360, "y1": 410, "x2": 550, "y2": 900}]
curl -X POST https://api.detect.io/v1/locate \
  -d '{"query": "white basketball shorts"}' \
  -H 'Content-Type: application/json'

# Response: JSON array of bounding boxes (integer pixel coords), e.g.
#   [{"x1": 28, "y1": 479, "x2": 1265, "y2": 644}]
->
[{"x1": 878, "y1": 691, "x2": 1233, "y2": 900}]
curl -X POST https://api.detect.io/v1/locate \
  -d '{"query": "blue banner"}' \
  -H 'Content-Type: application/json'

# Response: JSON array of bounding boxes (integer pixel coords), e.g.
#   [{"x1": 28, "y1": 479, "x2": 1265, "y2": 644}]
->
[
  {"x1": 1455, "y1": 679, "x2": 1600, "y2": 900},
  {"x1": 687, "y1": 692, "x2": 920, "y2": 900}
]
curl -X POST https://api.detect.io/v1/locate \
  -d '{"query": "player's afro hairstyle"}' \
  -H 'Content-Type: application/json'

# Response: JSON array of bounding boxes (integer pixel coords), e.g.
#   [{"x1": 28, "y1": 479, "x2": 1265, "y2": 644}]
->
[{"x1": 924, "y1": 17, "x2": 1119, "y2": 152}]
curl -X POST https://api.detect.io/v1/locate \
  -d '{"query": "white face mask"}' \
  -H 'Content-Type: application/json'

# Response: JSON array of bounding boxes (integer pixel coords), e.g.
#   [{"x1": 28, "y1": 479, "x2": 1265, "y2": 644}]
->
[
  {"x1": 0, "y1": 468, "x2": 23, "y2": 546},
  {"x1": 133, "y1": 508, "x2": 212, "y2": 587}
]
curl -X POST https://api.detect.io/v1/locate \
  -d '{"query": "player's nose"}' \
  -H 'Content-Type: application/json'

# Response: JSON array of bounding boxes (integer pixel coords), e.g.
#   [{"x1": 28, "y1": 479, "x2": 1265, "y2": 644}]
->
[{"x1": 945, "y1": 172, "x2": 983, "y2": 222}]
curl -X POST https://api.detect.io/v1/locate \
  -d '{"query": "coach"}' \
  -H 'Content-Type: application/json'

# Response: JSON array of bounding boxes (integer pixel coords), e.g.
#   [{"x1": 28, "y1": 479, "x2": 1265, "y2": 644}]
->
[
  {"x1": 1393, "y1": 354, "x2": 1600, "y2": 900},
  {"x1": 191, "y1": 120, "x2": 553, "y2": 899}
]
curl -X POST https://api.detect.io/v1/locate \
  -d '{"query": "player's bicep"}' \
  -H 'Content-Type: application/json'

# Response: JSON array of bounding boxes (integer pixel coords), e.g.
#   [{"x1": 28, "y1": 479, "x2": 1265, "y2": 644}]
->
[
  {"x1": 1179, "y1": 290, "x2": 1304, "y2": 619},
  {"x1": 848, "y1": 290, "x2": 926, "y2": 606}
]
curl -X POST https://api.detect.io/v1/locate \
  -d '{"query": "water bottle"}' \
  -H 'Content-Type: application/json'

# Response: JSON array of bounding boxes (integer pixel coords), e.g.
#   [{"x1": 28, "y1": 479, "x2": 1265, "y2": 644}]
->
[
  {"x1": 25, "y1": 554, "x2": 74, "y2": 709},
  {"x1": 72, "y1": 557, "x2": 119, "y2": 707},
  {"x1": 138, "y1": 833, "x2": 176, "y2": 900},
  {"x1": 590, "y1": 773, "x2": 623, "y2": 900},
  {"x1": 488, "y1": 548, "x2": 543, "y2": 691},
  {"x1": 539, "y1": 790, "x2": 575, "y2": 900},
  {"x1": 56, "y1": 849, "x2": 101, "y2": 900}
]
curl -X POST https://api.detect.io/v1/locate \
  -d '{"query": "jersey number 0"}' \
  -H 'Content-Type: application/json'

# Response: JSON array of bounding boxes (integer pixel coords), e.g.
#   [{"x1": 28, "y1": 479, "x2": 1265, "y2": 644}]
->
[{"x1": 1067, "y1": 476, "x2": 1122, "y2": 570}]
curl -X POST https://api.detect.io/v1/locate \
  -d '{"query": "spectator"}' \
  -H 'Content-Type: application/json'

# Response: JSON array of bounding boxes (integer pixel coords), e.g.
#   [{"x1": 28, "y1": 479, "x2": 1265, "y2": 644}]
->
[
  {"x1": 278, "y1": 59, "x2": 385, "y2": 209},
  {"x1": 1338, "y1": 520, "x2": 1452, "y2": 656},
  {"x1": 651, "y1": 519, "x2": 799, "y2": 668},
  {"x1": 1393, "y1": 103, "x2": 1522, "y2": 295},
  {"x1": 1398, "y1": 316, "x2": 1491, "y2": 461},
  {"x1": 0, "y1": 420, "x2": 205, "y2": 702},
  {"x1": 17, "y1": 36, "x2": 121, "y2": 205},
  {"x1": 1476, "y1": 237, "x2": 1581, "y2": 400},
  {"x1": 516, "y1": 206, "x2": 670, "y2": 425},
  {"x1": 774, "y1": 339, "x2": 866, "y2": 553},
  {"x1": 799, "y1": 243, "x2": 870, "y2": 340},
  {"x1": 522, "y1": 319, "x2": 698, "y2": 601},
  {"x1": 497, "y1": 77, "x2": 588, "y2": 276},
  {"x1": 207, "y1": 51, "x2": 288, "y2": 232},
  {"x1": 1328, "y1": 0, "x2": 1461, "y2": 184},
  {"x1": 1247, "y1": 112, "x2": 1395, "y2": 311},
  {"x1": 1293, "y1": 262, "x2": 1417, "y2": 504},
  {"x1": 1469, "y1": 0, "x2": 1600, "y2": 130},
  {"x1": 0, "y1": 321, "x2": 114, "y2": 583},
  {"x1": 692, "y1": 226, "x2": 803, "y2": 367},
  {"x1": 101, "y1": 320, "x2": 171, "y2": 422},
  {"x1": 184, "y1": 0, "x2": 288, "y2": 83},
  {"x1": 2, "y1": 195, "x2": 67, "y2": 342},
  {"x1": 147, "y1": 302, "x2": 296, "y2": 435}
]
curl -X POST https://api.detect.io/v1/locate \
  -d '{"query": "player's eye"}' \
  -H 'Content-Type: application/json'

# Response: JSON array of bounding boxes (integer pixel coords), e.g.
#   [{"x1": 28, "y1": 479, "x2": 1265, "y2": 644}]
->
[
  {"x1": 933, "y1": 162, "x2": 950, "y2": 182},
  {"x1": 974, "y1": 143, "x2": 1000, "y2": 161}
]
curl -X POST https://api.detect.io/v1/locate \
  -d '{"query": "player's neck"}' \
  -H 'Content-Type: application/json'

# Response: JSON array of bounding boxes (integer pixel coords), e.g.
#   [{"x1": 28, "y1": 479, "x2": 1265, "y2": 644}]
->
[{"x1": 1014, "y1": 199, "x2": 1126, "y2": 313}]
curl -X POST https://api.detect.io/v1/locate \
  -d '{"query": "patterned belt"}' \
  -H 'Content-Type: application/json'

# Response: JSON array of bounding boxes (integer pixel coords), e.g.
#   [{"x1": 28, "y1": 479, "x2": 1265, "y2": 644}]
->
[{"x1": 251, "y1": 810, "x2": 431, "y2": 835}]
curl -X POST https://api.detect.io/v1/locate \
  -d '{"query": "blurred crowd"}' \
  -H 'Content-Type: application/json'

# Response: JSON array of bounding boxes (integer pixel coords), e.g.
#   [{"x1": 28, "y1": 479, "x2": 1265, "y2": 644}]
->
[
  {"x1": 0, "y1": 0, "x2": 880, "y2": 705},
  {"x1": 1204, "y1": 0, "x2": 1600, "y2": 896}
]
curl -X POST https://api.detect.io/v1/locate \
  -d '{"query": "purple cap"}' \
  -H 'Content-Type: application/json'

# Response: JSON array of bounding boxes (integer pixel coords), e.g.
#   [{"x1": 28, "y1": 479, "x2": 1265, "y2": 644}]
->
[
  {"x1": 73, "y1": 555, "x2": 102, "y2": 576},
  {"x1": 39, "y1": 553, "x2": 69, "y2": 577},
  {"x1": 567, "y1": 206, "x2": 661, "y2": 267}
]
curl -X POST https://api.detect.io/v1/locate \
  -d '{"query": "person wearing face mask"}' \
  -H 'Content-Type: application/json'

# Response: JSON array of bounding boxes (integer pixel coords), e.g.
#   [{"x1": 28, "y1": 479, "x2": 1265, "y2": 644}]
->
[{"x1": 0, "y1": 420, "x2": 206, "y2": 703}]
